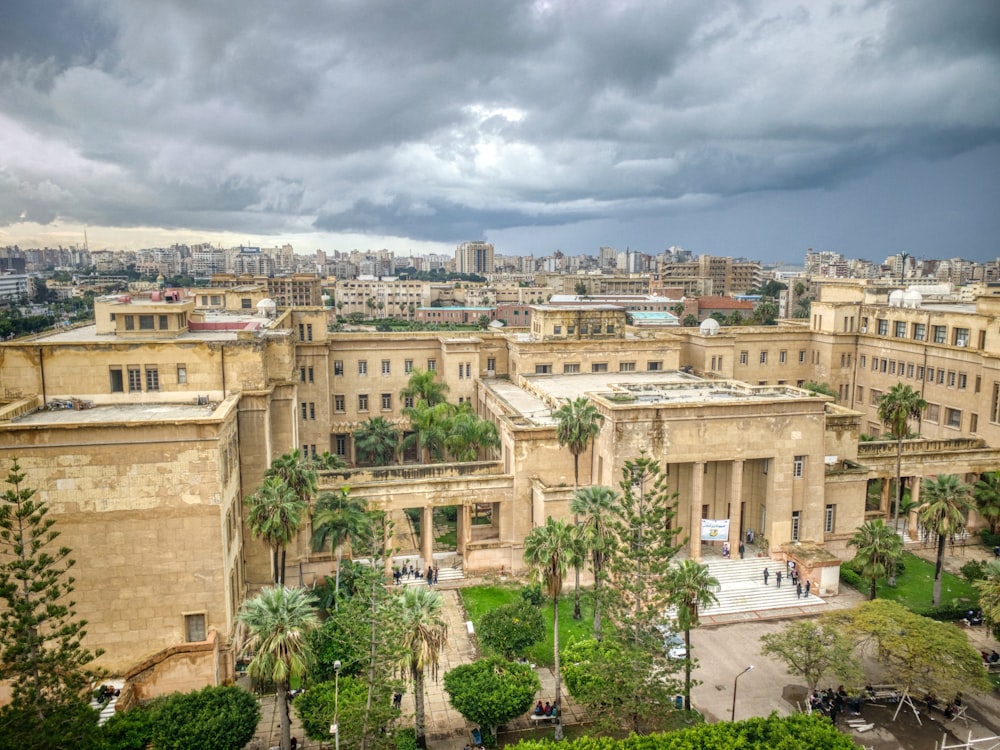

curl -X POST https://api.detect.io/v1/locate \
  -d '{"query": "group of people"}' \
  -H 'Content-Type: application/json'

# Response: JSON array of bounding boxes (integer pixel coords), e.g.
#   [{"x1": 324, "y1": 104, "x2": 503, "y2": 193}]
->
[
  {"x1": 923, "y1": 691, "x2": 964, "y2": 719},
  {"x1": 761, "y1": 566, "x2": 811, "y2": 597},
  {"x1": 981, "y1": 649, "x2": 999, "y2": 665},
  {"x1": 392, "y1": 563, "x2": 439, "y2": 586},
  {"x1": 533, "y1": 700, "x2": 557, "y2": 717},
  {"x1": 808, "y1": 686, "x2": 861, "y2": 723},
  {"x1": 97, "y1": 684, "x2": 120, "y2": 704},
  {"x1": 720, "y1": 541, "x2": 747, "y2": 559}
]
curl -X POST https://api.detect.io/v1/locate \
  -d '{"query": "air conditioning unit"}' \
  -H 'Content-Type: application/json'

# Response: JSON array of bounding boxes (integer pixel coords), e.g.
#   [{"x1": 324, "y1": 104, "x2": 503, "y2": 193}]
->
[{"x1": 859, "y1": 326, "x2": 867, "y2": 333}]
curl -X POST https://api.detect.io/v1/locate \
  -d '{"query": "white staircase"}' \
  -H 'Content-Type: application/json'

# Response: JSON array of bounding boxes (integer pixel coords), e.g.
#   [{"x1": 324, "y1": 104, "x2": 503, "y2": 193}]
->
[
  {"x1": 696, "y1": 557, "x2": 826, "y2": 618},
  {"x1": 394, "y1": 555, "x2": 464, "y2": 587},
  {"x1": 90, "y1": 679, "x2": 124, "y2": 726}
]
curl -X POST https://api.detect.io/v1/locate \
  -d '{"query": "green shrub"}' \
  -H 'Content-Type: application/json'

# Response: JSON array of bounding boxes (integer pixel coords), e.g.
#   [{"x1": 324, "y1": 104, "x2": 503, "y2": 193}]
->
[
  {"x1": 925, "y1": 604, "x2": 977, "y2": 623},
  {"x1": 395, "y1": 728, "x2": 418, "y2": 750},
  {"x1": 520, "y1": 583, "x2": 543, "y2": 606},
  {"x1": 839, "y1": 564, "x2": 862, "y2": 590},
  {"x1": 982, "y1": 531, "x2": 1000, "y2": 549},
  {"x1": 961, "y1": 559, "x2": 988, "y2": 583}
]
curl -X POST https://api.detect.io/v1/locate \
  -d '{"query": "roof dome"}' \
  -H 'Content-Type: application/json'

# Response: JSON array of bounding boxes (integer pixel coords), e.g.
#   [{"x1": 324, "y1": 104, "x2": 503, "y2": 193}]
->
[
  {"x1": 902, "y1": 289, "x2": 923, "y2": 308},
  {"x1": 888, "y1": 289, "x2": 904, "y2": 307},
  {"x1": 699, "y1": 318, "x2": 721, "y2": 336}
]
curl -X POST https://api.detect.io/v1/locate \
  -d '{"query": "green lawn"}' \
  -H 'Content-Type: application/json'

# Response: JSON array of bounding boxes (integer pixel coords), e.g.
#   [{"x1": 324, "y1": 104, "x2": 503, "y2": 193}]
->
[
  {"x1": 868, "y1": 552, "x2": 979, "y2": 614},
  {"x1": 461, "y1": 583, "x2": 596, "y2": 667}
]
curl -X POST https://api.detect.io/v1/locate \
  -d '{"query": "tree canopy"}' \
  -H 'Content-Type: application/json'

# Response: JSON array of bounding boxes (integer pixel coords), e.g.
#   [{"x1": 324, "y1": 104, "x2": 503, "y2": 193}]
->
[
  {"x1": 443, "y1": 657, "x2": 540, "y2": 741},
  {"x1": 477, "y1": 601, "x2": 545, "y2": 660},
  {"x1": 760, "y1": 620, "x2": 861, "y2": 692}
]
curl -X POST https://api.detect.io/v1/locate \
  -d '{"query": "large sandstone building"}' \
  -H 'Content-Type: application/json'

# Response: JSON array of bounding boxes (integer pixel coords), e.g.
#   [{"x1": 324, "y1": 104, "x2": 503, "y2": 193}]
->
[{"x1": 2, "y1": 279, "x2": 999, "y2": 698}]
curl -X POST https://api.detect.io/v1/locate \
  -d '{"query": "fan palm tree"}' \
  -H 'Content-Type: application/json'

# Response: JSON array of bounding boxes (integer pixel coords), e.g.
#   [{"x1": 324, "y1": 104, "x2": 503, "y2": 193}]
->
[
  {"x1": 918, "y1": 474, "x2": 972, "y2": 606},
  {"x1": 310, "y1": 450, "x2": 345, "y2": 471},
  {"x1": 569, "y1": 484, "x2": 620, "y2": 640},
  {"x1": 400, "y1": 368, "x2": 449, "y2": 407},
  {"x1": 847, "y1": 519, "x2": 904, "y2": 600},
  {"x1": 238, "y1": 586, "x2": 319, "y2": 750},
  {"x1": 354, "y1": 416, "x2": 400, "y2": 466},
  {"x1": 554, "y1": 396, "x2": 605, "y2": 620},
  {"x1": 523, "y1": 516, "x2": 583, "y2": 741},
  {"x1": 877, "y1": 384, "x2": 927, "y2": 528},
  {"x1": 266, "y1": 449, "x2": 320, "y2": 508},
  {"x1": 402, "y1": 400, "x2": 453, "y2": 463},
  {"x1": 247, "y1": 476, "x2": 306, "y2": 584},
  {"x1": 974, "y1": 471, "x2": 1000, "y2": 535},
  {"x1": 312, "y1": 488, "x2": 370, "y2": 609},
  {"x1": 667, "y1": 560, "x2": 719, "y2": 710},
  {"x1": 397, "y1": 587, "x2": 448, "y2": 749}
]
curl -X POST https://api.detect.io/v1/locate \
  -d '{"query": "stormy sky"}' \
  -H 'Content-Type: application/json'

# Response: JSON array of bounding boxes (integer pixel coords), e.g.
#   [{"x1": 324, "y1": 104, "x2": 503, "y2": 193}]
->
[{"x1": 1, "y1": 0, "x2": 998, "y2": 263}]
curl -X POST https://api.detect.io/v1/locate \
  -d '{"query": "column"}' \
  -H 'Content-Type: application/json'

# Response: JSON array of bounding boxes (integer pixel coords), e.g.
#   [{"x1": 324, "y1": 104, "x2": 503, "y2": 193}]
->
[
  {"x1": 689, "y1": 461, "x2": 705, "y2": 561},
  {"x1": 908, "y1": 477, "x2": 921, "y2": 541},
  {"x1": 729, "y1": 460, "x2": 744, "y2": 550},
  {"x1": 421, "y1": 506, "x2": 434, "y2": 568},
  {"x1": 881, "y1": 477, "x2": 892, "y2": 515},
  {"x1": 458, "y1": 504, "x2": 471, "y2": 558}
]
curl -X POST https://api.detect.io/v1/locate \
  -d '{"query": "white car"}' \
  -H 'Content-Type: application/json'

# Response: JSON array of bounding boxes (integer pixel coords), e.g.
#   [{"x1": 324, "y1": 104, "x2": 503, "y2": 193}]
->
[{"x1": 654, "y1": 624, "x2": 688, "y2": 659}]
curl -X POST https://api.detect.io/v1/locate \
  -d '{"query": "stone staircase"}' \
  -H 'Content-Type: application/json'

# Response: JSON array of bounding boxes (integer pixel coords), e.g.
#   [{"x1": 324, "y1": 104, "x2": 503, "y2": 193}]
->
[
  {"x1": 89, "y1": 679, "x2": 124, "y2": 726},
  {"x1": 695, "y1": 556, "x2": 826, "y2": 620},
  {"x1": 394, "y1": 554, "x2": 465, "y2": 587}
]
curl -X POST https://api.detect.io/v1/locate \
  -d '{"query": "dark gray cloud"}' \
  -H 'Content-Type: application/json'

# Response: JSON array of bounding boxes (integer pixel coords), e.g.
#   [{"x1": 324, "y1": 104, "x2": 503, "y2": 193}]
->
[{"x1": 1, "y1": 0, "x2": 998, "y2": 261}]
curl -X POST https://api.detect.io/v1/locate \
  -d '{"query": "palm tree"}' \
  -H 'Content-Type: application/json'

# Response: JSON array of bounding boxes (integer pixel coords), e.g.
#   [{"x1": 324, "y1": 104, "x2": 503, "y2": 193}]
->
[
  {"x1": 974, "y1": 561, "x2": 1000, "y2": 635},
  {"x1": 918, "y1": 474, "x2": 972, "y2": 606},
  {"x1": 667, "y1": 560, "x2": 719, "y2": 710},
  {"x1": 444, "y1": 403, "x2": 500, "y2": 462},
  {"x1": 354, "y1": 416, "x2": 400, "y2": 466},
  {"x1": 974, "y1": 472, "x2": 1000, "y2": 535},
  {"x1": 400, "y1": 368, "x2": 449, "y2": 407},
  {"x1": 266, "y1": 449, "x2": 320, "y2": 508},
  {"x1": 402, "y1": 400, "x2": 453, "y2": 463},
  {"x1": 523, "y1": 516, "x2": 583, "y2": 741},
  {"x1": 247, "y1": 476, "x2": 306, "y2": 584},
  {"x1": 569, "y1": 484, "x2": 620, "y2": 640},
  {"x1": 238, "y1": 586, "x2": 319, "y2": 750},
  {"x1": 397, "y1": 587, "x2": 448, "y2": 749},
  {"x1": 877, "y1": 384, "x2": 927, "y2": 529},
  {"x1": 553, "y1": 396, "x2": 605, "y2": 620},
  {"x1": 310, "y1": 450, "x2": 345, "y2": 471},
  {"x1": 312, "y1": 488, "x2": 370, "y2": 608},
  {"x1": 847, "y1": 519, "x2": 904, "y2": 599}
]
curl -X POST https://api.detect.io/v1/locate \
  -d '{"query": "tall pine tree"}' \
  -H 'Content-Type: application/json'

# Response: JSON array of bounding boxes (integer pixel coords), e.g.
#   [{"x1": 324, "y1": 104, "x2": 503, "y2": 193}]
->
[{"x1": 0, "y1": 458, "x2": 103, "y2": 750}]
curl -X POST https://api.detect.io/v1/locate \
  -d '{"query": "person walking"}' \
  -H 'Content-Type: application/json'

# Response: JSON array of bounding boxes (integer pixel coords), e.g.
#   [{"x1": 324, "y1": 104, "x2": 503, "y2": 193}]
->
[
  {"x1": 763, "y1": 567, "x2": 769, "y2": 585},
  {"x1": 805, "y1": 580, "x2": 811, "y2": 597},
  {"x1": 796, "y1": 582, "x2": 802, "y2": 599},
  {"x1": 433, "y1": 566, "x2": 439, "y2": 584},
  {"x1": 738, "y1": 541, "x2": 745, "y2": 559},
  {"x1": 426, "y1": 567, "x2": 434, "y2": 586},
  {"x1": 776, "y1": 570, "x2": 782, "y2": 588}
]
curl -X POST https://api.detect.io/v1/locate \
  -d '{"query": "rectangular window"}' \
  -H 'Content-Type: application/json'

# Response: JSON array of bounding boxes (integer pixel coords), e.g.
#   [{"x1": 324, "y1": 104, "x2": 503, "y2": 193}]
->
[
  {"x1": 591, "y1": 362, "x2": 608, "y2": 373},
  {"x1": 382, "y1": 360, "x2": 391, "y2": 375},
  {"x1": 553, "y1": 325, "x2": 562, "y2": 335},
  {"x1": 619, "y1": 362, "x2": 636, "y2": 372},
  {"x1": 793, "y1": 455, "x2": 804, "y2": 478},
  {"x1": 916, "y1": 366, "x2": 924, "y2": 380},
  {"x1": 567, "y1": 325, "x2": 575, "y2": 334},
  {"x1": 740, "y1": 351, "x2": 748, "y2": 365},
  {"x1": 881, "y1": 359, "x2": 888, "y2": 373},
  {"x1": 889, "y1": 361, "x2": 896, "y2": 375},
  {"x1": 159, "y1": 314, "x2": 168, "y2": 330},
  {"x1": 877, "y1": 319, "x2": 888, "y2": 336},
  {"x1": 647, "y1": 361, "x2": 663, "y2": 371},
  {"x1": 139, "y1": 314, "x2": 155, "y2": 330},
  {"x1": 427, "y1": 359, "x2": 437, "y2": 371},
  {"x1": 948, "y1": 371, "x2": 956, "y2": 387},
  {"x1": 176, "y1": 364, "x2": 188, "y2": 384},
  {"x1": 145, "y1": 367, "x2": 159, "y2": 391},
  {"x1": 404, "y1": 359, "x2": 414, "y2": 373},
  {"x1": 870, "y1": 389, "x2": 881, "y2": 405},
  {"x1": 358, "y1": 394, "x2": 369, "y2": 411},
  {"x1": 798, "y1": 350, "x2": 806, "y2": 363},
  {"x1": 938, "y1": 369, "x2": 945, "y2": 385},
  {"x1": 110, "y1": 367, "x2": 124, "y2": 392},
  {"x1": 404, "y1": 396, "x2": 414, "y2": 408},
  {"x1": 946, "y1": 408, "x2": 962, "y2": 428},
  {"x1": 861, "y1": 317, "x2": 869, "y2": 332},
  {"x1": 927, "y1": 367, "x2": 934, "y2": 382},
  {"x1": 606, "y1": 324, "x2": 615, "y2": 333},
  {"x1": 306, "y1": 324, "x2": 313, "y2": 341},
  {"x1": 872, "y1": 357, "x2": 879, "y2": 371},
  {"x1": 535, "y1": 364, "x2": 552, "y2": 374},
  {"x1": 760, "y1": 351, "x2": 768, "y2": 364},
  {"x1": 125, "y1": 315, "x2": 135, "y2": 331},
  {"x1": 564, "y1": 363, "x2": 580, "y2": 373},
  {"x1": 954, "y1": 328, "x2": 970, "y2": 347},
  {"x1": 926, "y1": 403, "x2": 940, "y2": 422},
  {"x1": 791, "y1": 511, "x2": 801, "y2": 542},
  {"x1": 825, "y1": 504, "x2": 835, "y2": 534},
  {"x1": 381, "y1": 393, "x2": 392, "y2": 410},
  {"x1": 334, "y1": 395, "x2": 345, "y2": 412},
  {"x1": 301, "y1": 402, "x2": 307, "y2": 420},
  {"x1": 913, "y1": 323, "x2": 926, "y2": 341},
  {"x1": 779, "y1": 350, "x2": 787, "y2": 364},
  {"x1": 894, "y1": 321, "x2": 907, "y2": 337},
  {"x1": 334, "y1": 434, "x2": 347, "y2": 456},
  {"x1": 185, "y1": 613, "x2": 207, "y2": 642},
  {"x1": 487, "y1": 357, "x2": 496, "y2": 372},
  {"x1": 856, "y1": 385, "x2": 863, "y2": 402},
  {"x1": 127, "y1": 366, "x2": 141, "y2": 392},
  {"x1": 860, "y1": 354, "x2": 866, "y2": 368},
  {"x1": 971, "y1": 413, "x2": 979, "y2": 432},
  {"x1": 906, "y1": 363, "x2": 914, "y2": 378},
  {"x1": 933, "y1": 325, "x2": 947, "y2": 344},
  {"x1": 334, "y1": 360, "x2": 344, "y2": 376},
  {"x1": 358, "y1": 360, "x2": 368, "y2": 375}
]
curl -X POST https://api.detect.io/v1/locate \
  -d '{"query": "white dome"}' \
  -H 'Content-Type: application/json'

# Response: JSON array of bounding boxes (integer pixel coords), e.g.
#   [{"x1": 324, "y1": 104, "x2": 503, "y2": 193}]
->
[
  {"x1": 902, "y1": 289, "x2": 923, "y2": 308},
  {"x1": 699, "y1": 318, "x2": 721, "y2": 336},
  {"x1": 888, "y1": 289, "x2": 904, "y2": 307}
]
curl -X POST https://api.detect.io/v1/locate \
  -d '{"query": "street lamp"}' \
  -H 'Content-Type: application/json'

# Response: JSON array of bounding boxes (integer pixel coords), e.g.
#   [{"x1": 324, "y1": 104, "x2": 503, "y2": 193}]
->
[
  {"x1": 330, "y1": 660, "x2": 341, "y2": 750},
  {"x1": 731, "y1": 665, "x2": 754, "y2": 722}
]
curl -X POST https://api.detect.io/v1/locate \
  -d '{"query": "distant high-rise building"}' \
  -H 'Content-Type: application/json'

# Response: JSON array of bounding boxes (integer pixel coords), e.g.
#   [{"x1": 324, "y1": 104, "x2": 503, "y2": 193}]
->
[{"x1": 456, "y1": 241, "x2": 495, "y2": 275}]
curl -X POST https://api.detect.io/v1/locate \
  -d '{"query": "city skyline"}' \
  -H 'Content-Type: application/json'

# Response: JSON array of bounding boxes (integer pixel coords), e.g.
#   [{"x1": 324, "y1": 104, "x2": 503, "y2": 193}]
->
[{"x1": 1, "y1": 1, "x2": 998, "y2": 263}]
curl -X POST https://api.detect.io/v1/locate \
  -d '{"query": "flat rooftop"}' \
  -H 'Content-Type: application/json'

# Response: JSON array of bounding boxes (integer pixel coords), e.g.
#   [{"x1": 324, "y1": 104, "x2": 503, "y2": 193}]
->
[
  {"x1": 485, "y1": 372, "x2": 814, "y2": 426},
  {"x1": 22, "y1": 317, "x2": 286, "y2": 344},
  {"x1": 7, "y1": 401, "x2": 224, "y2": 427}
]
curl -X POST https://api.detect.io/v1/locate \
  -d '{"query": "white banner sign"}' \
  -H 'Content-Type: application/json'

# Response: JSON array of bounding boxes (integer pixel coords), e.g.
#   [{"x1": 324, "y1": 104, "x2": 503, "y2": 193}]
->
[{"x1": 700, "y1": 518, "x2": 730, "y2": 542}]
